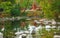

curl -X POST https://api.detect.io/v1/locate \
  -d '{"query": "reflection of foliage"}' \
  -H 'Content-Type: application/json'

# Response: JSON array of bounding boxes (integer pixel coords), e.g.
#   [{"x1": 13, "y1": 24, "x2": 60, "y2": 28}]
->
[
  {"x1": 0, "y1": 0, "x2": 60, "y2": 38},
  {"x1": 20, "y1": 18, "x2": 28, "y2": 30},
  {"x1": 38, "y1": 28, "x2": 54, "y2": 38},
  {"x1": 21, "y1": 12, "x2": 27, "y2": 16},
  {"x1": 4, "y1": 21, "x2": 15, "y2": 38},
  {"x1": 0, "y1": 2, "x2": 21, "y2": 17},
  {"x1": 20, "y1": 0, "x2": 32, "y2": 9},
  {"x1": 0, "y1": 2, "x2": 13, "y2": 14},
  {"x1": 11, "y1": 4, "x2": 20, "y2": 17},
  {"x1": 39, "y1": 0, "x2": 54, "y2": 19},
  {"x1": 11, "y1": 20, "x2": 20, "y2": 31},
  {"x1": 0, "y1": 2, "x2": 21, "y2": 37},
  {"x1": 27, "y1": 11, "x2": 42, "y2": 17},
  {"x1": 51, "y1": 0, "x2": 60, "y2": 21},
  {"x1": 39, "y1": 0, "x2": 60, "y2": 20}
]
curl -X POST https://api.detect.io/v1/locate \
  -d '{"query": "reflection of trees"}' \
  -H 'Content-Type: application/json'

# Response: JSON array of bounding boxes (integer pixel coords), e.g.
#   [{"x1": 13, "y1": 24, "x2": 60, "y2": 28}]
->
[
  {"x1": 27, "y1": 11, "x2": 43, "y2": 18},
  {"x1": 0, "y1": 0, "x2": 60, "y2": 38}
]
